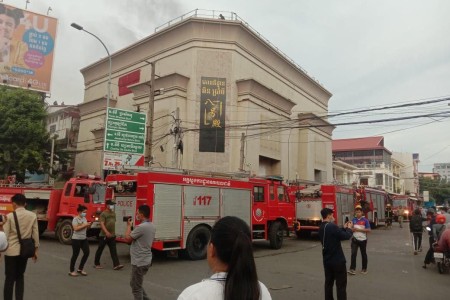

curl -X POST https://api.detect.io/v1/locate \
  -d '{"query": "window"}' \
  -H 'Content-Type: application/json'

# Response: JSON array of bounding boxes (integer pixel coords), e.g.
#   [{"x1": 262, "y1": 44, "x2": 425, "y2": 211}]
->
[
  {"x1": 64, "y1": 183, "x2": 73, "y2": 196},
  {"x1": 253, "y1": 186, "x2": 264, "y2": 202},
  {"x1": 277, "y1": 186, "x2": 285, "y2": 201},
  {"x1": 269, "y1": 185, "x2": 274, "y2": 200},
  {"x1": 49, "y1": 124, "x2": 56, "y2": 133},
  {"x1": 74, "y1": 183, "x2": 88, "y2": 198}
]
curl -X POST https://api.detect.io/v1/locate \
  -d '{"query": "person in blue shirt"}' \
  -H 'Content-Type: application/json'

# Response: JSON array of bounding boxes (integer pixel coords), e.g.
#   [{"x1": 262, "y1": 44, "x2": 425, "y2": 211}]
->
[
  {"x1": 348, "y1": 205, "x2": 371, "y2": 275},
  {"x1": 318, "y1": 208, "x2": 353, "y2": 300}
]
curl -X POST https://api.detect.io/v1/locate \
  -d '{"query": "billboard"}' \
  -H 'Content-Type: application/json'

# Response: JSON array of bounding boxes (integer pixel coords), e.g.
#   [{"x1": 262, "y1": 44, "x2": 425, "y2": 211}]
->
[
  {"x1": 199, "y1": 77, "x2": 226, "y2": 152},
  {"x1": 0, "y1": 3, "x2": 57, "y2": 93}
]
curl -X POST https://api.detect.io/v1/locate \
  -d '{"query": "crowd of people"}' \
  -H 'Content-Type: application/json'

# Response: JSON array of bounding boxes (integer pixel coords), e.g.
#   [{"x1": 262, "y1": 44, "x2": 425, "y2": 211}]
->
[{"x1": 1, "y1": 191, "x2": 449, "y2": 300}]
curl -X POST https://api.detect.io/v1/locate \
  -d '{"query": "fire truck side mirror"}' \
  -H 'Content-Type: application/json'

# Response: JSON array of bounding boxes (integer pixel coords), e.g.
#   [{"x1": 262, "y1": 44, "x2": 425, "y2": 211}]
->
[{"x1": 295, "y1": 191, "x2": 301, "y2": 200}]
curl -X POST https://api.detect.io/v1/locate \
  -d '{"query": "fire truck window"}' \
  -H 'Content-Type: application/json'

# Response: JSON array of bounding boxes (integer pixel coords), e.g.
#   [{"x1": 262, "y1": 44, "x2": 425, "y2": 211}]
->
[
  {"x1": 277, "y1": 186, "x2": 285, "y2": 201},
  {"x1": 92, "y1": 183, "x2": 106, "y2": 204},
  {"x1": 269, "y1": 185, "x2": 274, "y2": 200},
  {"x1": 64, "y1": 183, "x2": 73, "y2": 196},
  {"x1": 74, "y1": 183, "x2": 88, "y2": 198},
  {"x1": 253, "y1": 186, "x2": 264, "y2": 202}
]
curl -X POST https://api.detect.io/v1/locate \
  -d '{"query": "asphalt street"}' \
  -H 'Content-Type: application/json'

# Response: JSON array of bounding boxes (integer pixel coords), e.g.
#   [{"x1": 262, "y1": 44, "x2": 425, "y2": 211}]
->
[{"x1": 0, "y1": 223, "x2": 448, "y2": 300}]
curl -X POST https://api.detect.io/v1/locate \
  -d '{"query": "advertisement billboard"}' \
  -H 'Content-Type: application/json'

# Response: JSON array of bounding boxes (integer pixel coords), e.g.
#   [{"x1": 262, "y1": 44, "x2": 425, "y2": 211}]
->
[
  {"x1": 0, "y1": 3, "x2": 57, "y2": 93},
  {"x1": 199, "y1": 77, "x2": 226, "y2": 152}
]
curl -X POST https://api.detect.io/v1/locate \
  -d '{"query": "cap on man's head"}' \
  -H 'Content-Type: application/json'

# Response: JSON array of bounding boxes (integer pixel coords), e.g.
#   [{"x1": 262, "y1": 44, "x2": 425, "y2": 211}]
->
[
  {"x1": 355, "y1": 205, "x2": 363, "y2": 211},
  {"x1": 320, "y1": 208, "x2": 334, "y2": 219},
  {"x1": 106, "y1": 200, "x2": 115, "y2": 205}
]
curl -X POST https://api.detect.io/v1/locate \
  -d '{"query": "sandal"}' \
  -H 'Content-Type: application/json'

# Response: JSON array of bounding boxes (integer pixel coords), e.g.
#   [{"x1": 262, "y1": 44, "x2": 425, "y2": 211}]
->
[
  {"x1": 94, "y1": 265, "x2": 104, "y2": 269},
  {"x1": 68, "y1": 272, "x2": 79, "y2": 277},
  {"x1": 77, "y1": 270, "x2": 88, "y2": 276},
  {"x1": 113, "y1": 265, "x2": 124, "y2": 270}
]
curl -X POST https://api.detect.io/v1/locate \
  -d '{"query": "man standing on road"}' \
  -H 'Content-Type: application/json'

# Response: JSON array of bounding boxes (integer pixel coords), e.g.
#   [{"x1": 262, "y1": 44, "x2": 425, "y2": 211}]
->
[
  {"x1": 409, "y1": 209, "x2": 424, "y2": 255},
  {"x1": 319, "y1": 208, "x2": 353, "y2": 300},
  {"x1": 125, "y1": 205, "x2": 156, "y2": 300},
  {"x1": 94, "y1": 200, "x2": 123, "y2": 270},
  {"x1": 3, "y1": 194, "x2": 39, "y2": 300},
  {"x1": 348, "y1": 205, "x2": 371, "y2": 275}
]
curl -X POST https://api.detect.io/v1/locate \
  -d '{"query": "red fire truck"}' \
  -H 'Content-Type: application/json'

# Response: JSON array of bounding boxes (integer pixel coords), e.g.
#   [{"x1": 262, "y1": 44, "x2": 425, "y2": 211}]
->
[
  {"x1": 391, "y1": 194, "x2": 417, "y2": 221},
  {"x1": 290, "y1": 184, "x2": 389, "y2": 237},
  {"x1": 0, "y1": 175, "x2": 107, "y2": 244},
  {"x1": 105, "y1": 171, "x2": 296, "y2": 260}
]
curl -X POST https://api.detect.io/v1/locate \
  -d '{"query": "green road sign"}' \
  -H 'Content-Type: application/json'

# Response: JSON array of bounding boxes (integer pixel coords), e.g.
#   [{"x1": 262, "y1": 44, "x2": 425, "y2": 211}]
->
[{"x1": 104, "y1": 108, "x2": 146, "y2": 154}]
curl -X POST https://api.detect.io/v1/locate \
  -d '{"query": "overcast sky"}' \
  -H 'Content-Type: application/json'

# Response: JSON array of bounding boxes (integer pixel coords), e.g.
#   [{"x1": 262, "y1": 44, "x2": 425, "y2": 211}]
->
[{"x1": 5, "y1": 0, "x2": 450, "y2": 172}]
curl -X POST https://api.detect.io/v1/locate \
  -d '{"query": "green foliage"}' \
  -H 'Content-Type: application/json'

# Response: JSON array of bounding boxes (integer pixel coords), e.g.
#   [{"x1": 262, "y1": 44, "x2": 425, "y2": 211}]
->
[
  {"x1": 0, "y1": 86, "x2": 49, "y2": 179},
  {"x1": 419, "y1": 176, "x2": 450, "y2": 205}
]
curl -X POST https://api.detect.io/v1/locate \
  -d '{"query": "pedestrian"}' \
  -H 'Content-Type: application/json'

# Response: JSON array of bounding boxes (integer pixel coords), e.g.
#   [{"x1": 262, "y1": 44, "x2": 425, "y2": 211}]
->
[
  {"x1": 178, "y1": 216, "x2": 272, "y2": 300},
  {"x1": 69, "y1": 205, "x2": 91, "y2": 277},
  {"x1": 318, "y1": 208, "x2": 353, "y2": 300},
  {"x1": 385, "y1": 204, "x2": 393, "y2": 228},
  {"x1": 434, "y1": 227, "x2": 450, "y2": 253},
  {"x1": 398, "y1": 205, "x2": 404, "y2": 228},
  {"x1": 94, "y1": 200, "x2": 123, "y2": 270},
  {"x1": 2, "y1": 193, "x2": 39, "y2": 300},
  {"x1": 0, "y1": 214, "x2": 9, "y2": 253},
  {"x1": 409, "y1": 208, "x2": 424, "y2": 255},
  {"x1": 348, "y1": 205, "x2": 371, "y2": 275},
  {"x1": 423, "y1": 210, "x2": 436, "y2": 269},
  {"x1": 125, "y1": 205, "x2": 156, "y2": 300}
]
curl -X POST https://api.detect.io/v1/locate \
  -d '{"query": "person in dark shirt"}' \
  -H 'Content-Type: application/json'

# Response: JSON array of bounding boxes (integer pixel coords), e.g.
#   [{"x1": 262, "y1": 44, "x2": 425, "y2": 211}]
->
[
  {"x1": 318, "y1": 208, "x2": 353, "y2": 300},
  {"x1": 423, "y1": 210, "x2": 436, "y2": 268}
]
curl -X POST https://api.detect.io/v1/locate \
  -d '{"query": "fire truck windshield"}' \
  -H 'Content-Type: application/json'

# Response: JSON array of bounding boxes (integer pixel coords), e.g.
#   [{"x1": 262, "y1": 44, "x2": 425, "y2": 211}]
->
[{"x1": 393, "y1": 199, "x2": 407, "y2": 207}]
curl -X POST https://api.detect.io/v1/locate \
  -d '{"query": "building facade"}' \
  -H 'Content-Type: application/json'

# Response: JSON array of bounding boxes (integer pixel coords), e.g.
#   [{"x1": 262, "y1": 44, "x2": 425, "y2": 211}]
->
[
  {"x1": 74, "y1": 11, "x2": 334, "y2": 182},
  {"x1": 433, "y1": 163, "x2": 450, "y2": 182},
  {"x1": 46, "y1": 103, "x2": 80, "y2": 173}
]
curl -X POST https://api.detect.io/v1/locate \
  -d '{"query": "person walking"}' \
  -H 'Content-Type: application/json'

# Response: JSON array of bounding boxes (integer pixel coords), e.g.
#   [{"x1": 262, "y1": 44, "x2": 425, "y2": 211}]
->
[
  {"x1": 125, "y1": 205, "x2": 156, "y2": 300},
  {"x1": 318, "y1": 208, "x2": 353, "y2": 300},
  {"x1": 178, "y1": 216, "x2": 272, "y2": 300},
  {"x1": 348, "y1": 205, "x2": 371, "y2": 275},
  {"x1": 423, "y1": 210, "x2": 436, "y2": 269},
  {"x1": 69, "y1": 205, "x2": 91, "y2": 277},
  {"x1": 94, "y1": 200, "x2": 123, "y2": 270},
  {"x1": 2, "y1": 193, "x2": 39, "y2": 300},
  {"x1": 409, "y1": 208, "x2": 424, "y2": 255}
]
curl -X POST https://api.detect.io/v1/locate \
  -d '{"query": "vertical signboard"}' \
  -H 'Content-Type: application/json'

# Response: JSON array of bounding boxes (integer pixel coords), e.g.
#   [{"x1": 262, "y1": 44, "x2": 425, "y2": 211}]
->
[
  {"x1": 199, "y1": 77, "x2": 226, "y2": 152},
  {"x1": 0, "y1": 3, "x2": 57, "y2": 93}
]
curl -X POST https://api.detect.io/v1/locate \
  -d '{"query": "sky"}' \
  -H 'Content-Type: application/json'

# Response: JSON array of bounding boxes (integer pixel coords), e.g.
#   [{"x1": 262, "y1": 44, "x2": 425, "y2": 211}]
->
[{"x1": 3, "y1": 0, "x2": 450, "y2": 172}]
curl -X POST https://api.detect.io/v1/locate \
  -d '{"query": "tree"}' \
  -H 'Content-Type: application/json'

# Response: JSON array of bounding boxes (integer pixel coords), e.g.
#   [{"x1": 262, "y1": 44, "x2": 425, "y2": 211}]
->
[
  {"x1": 0, "y1": 87, "x2": 49, "y2": 180},
  {"x1": 419, "y1": 176, "x2": 450, "y2": 205}
]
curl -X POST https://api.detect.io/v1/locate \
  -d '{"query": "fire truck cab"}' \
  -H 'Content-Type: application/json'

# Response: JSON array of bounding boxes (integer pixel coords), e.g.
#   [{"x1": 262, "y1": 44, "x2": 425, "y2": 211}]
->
[
  {"x1": 0, "y1": 175, "x2": 106, "y2": 244},
  {"x1": 106, "y1": 171, "x2": 295, "y2": 260}
]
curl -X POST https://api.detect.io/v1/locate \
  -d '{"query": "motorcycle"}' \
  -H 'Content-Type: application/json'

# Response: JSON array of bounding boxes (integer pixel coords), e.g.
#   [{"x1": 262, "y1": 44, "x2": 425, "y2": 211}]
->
[
  {"x1": 433, "y1": 248, "x2": 450, "y2": 274},
  {"x1": 426, "y1": 226, "x2": 450, "y2": 274}
]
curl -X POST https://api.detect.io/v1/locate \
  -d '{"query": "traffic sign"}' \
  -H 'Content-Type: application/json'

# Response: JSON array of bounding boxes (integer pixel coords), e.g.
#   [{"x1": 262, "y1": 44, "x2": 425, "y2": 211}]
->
[{"x1": 104, "y1": 108, "x2": 146, "y2": 154}]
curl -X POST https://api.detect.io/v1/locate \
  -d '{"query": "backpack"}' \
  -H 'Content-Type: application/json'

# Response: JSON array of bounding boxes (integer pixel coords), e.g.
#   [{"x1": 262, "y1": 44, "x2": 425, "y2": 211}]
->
[{"x1": 410, "y1": 216, "x2": 422, "y2": 232}]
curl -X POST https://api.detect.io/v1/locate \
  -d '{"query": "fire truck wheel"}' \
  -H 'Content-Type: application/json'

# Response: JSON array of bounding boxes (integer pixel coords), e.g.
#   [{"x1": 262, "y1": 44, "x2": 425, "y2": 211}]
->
[
  {"x1": 183, "y1": 225, "x2": 211, "y2": 260},
  {"x1": 58, "y1": 219, "x2": 73, "y2": 245},
  {"x1": 269, "y1": 221, "x2": 284, "y2": 250}
]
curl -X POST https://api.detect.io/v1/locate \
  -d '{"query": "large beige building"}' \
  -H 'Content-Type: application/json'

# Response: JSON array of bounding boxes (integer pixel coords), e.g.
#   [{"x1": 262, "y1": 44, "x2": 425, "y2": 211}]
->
[{"x1": 75, "y1": 11, "x2": 334, "y2": 182}]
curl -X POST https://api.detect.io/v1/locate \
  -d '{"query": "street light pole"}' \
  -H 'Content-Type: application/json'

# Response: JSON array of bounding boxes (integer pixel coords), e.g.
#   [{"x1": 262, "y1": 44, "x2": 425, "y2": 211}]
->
[{"x1": 71, "y1": 23, "x2": 111, "y2": 179}]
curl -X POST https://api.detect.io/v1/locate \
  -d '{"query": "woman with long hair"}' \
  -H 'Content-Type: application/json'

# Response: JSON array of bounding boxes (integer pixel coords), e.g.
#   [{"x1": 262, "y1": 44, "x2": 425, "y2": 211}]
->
[{"x1": 178, "y1": 216, "x2": 271, "y2": 300}]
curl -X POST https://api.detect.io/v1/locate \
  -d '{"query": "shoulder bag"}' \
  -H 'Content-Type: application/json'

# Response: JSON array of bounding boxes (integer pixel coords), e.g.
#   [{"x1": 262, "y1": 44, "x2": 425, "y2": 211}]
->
[{"x1": 13, "y1": 211, "x2": 36, "y2": 259}]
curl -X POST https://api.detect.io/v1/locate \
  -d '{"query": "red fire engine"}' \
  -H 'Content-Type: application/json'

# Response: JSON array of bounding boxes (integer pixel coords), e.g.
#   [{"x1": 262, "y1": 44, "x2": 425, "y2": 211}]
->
[
  {"x1": 0, "y1": 175, "x2": 107, "y2": 244},
  {"x1": 290, "y1": 184, "x2": 389, "y2": 237},
  {"x1": 105, "y1": 171, "x2": 296, "y2": 260},
  {"x1": 391, "y1": 194, "x2": 417, "y2": 221}
]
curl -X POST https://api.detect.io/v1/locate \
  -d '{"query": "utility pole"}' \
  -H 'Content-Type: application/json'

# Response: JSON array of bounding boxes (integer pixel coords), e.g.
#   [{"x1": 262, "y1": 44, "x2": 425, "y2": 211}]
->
[
  {"x1": 146, "y1": 62, "x2": 155, "y2": 166},
  {"x1": 172, "y1": 107, "x2": 181, "y2": 168},
  {"x1": 239, "y1": 132, "x2": 245, "y2": 171}
]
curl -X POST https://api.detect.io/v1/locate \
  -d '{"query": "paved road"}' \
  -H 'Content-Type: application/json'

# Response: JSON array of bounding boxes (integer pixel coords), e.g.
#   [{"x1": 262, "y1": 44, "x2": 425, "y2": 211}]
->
[{"x1": 0, "y1": 224, "x2": 448, "y2": 300}]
